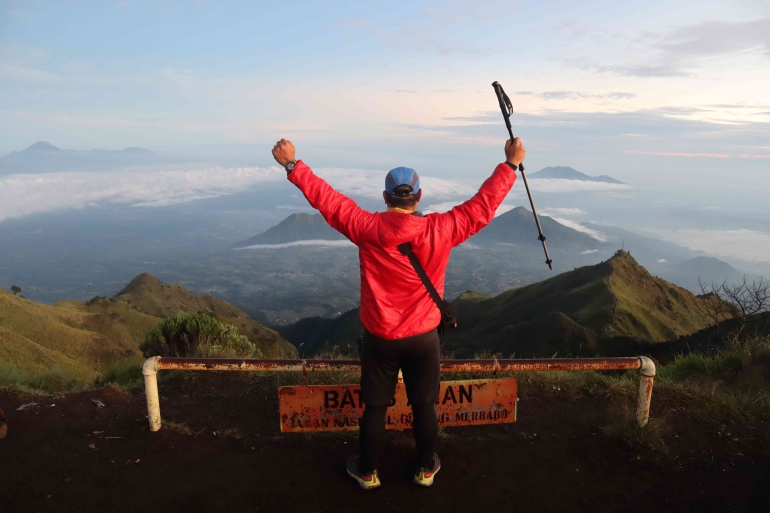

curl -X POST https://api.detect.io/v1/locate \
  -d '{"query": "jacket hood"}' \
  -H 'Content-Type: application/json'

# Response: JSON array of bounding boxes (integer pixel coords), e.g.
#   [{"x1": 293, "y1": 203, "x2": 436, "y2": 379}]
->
[{"x1": 377, "y1": 211, "x2": 428, "y2": 247}]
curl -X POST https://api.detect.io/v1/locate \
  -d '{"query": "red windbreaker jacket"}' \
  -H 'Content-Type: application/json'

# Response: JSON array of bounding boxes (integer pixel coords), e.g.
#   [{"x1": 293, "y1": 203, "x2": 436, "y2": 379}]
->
[{"x1": 288, "y1": 161, "x2": 517, "y2": 340}]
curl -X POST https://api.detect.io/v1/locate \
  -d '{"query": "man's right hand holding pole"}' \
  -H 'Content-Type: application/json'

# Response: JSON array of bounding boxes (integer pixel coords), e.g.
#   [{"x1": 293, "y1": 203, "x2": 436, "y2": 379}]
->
[{"x1": 505, "y1": 138, "x2": 526, "y2": 169}]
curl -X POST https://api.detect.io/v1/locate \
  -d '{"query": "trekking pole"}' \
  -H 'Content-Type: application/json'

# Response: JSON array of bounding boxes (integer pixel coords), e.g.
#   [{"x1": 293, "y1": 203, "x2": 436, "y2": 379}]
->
[{"x1": 492, "y1": 81, "x2": 553, "y2": 270}]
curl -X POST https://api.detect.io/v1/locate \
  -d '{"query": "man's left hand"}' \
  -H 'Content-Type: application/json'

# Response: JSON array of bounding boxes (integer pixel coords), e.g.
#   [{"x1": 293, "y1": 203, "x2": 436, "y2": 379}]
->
[{"x1": 272, "y1": 139, "x2": 296, "y2": 167}]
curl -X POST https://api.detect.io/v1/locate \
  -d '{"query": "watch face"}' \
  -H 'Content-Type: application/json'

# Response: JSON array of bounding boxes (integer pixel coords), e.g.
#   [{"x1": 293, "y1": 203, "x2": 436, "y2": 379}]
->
[{"x1": 286, "y1": 162, "x2": 296, "y2": 171}]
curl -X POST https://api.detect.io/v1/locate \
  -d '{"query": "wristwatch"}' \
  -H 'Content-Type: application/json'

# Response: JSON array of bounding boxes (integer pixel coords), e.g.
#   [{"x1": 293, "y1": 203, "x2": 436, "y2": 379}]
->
[{"x1": 285, "y1": 161, "x2": 297, "y2": 173}]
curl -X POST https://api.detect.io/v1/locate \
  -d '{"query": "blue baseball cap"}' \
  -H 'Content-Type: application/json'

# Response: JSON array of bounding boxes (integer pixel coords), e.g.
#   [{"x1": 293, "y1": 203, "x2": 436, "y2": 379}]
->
[{"x1": 385, "y1": 167, "x2": 420, "y2": 196}]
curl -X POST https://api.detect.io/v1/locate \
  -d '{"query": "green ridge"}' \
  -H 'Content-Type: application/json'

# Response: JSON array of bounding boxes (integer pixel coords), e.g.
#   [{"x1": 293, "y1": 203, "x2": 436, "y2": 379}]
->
[{"x1": 442, "y1": 250, "x2": 716, "y2": 357}]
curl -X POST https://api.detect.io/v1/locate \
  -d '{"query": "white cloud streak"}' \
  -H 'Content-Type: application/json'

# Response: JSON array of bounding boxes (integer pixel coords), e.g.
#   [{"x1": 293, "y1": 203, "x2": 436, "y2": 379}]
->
[
  {"x1": 528, "y1": 179, "x2": 632, "y2": 194},
  {"x1": 644, "y1": 228, "x2": 770, "y2": 263},
  {"x1": 0, "y1": 165, "x2": 477, "y2": 223},
  {"x1": 0, "y1": 166, "x2": 284, "y2": 222},
  {"x1": 235, "y1": 240, "x2": 355, "y2": 250},
  {"x1": 540, "y1": 207, "x2": 587, "y2": 217},
  {"x1": 423, "y1": 201, "x2": 515, "y2": 217},
  {"x1": 317, "y1": 168, "x2": 475, "y2": 200},
  {"x1": 550, "y1": 217, "x2": 607, "y2": 241}
]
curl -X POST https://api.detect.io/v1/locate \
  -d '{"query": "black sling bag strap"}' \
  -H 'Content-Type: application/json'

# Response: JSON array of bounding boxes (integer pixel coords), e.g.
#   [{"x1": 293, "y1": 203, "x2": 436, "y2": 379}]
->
[{"x1": 397, "y1": 242, "x2": 457, "y2": 334}]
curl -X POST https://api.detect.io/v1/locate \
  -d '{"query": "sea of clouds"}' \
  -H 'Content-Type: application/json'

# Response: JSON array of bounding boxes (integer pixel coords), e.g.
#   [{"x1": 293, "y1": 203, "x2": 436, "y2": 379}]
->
[{"x1": 0, "y1": 165, "x2": 481, "y2": 223}]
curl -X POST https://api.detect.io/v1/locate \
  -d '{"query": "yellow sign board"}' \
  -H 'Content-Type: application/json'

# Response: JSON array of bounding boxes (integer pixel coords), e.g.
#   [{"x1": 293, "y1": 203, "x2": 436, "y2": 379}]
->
[{"x1": 278, "y1": 378, "x2": 517, "y2": 432}]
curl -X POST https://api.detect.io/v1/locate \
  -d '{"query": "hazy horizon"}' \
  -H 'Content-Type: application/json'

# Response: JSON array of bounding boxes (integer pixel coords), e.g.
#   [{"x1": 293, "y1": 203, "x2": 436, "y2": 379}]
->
[{"x1": 1, "y1": 0, "x2": 769, "y2": 300}]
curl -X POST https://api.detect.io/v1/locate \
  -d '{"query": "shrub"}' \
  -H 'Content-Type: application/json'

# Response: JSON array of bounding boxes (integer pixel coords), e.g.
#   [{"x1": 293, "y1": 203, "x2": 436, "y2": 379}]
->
[{"x1": 140, "y1": 312, "x2": 262, "y2": 359}]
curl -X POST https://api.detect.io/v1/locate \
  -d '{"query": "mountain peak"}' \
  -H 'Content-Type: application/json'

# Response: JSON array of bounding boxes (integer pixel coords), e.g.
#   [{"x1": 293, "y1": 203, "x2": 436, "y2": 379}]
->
[
  {"x1": 607, "y1": 249, "x2": 639, "y2": 267},
  {"x1": 442, "y1": 249, "x2": 713, "y2": 357},
  {"x1": 529, "y1": 166, "x2": 624, "y2": 184},
  {"x1": 236, "y1": 213, "x2": 346, "y2": 247},
  {"x1": 118, "y1": 273, "x2": 162, "y2": 295},
  {"x1": 25, "y1": 141, "x2": 61, "y2": 152}
]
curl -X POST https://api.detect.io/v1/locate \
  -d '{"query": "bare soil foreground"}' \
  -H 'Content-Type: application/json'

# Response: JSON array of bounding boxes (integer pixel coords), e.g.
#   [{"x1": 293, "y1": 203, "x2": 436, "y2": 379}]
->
[{"x1": 1, "y1": 374, "x2": 769, "y2": 513}]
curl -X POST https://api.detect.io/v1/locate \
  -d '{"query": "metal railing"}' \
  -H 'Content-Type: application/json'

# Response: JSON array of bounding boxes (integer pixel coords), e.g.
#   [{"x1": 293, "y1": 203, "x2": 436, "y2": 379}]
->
[{"x1": 142, "y1": 356, "x2": 656, "y2": 432}]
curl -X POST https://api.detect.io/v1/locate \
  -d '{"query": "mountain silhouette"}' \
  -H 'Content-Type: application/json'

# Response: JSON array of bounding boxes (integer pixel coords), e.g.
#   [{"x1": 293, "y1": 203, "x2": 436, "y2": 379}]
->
[
  {"x1": 0, "y1": 141, "x2": 167, "y2": 174},
  {"x1": 239, "y1": 208, "x2": 602, "y2": 252},
  {"x1": 529, "y1": 166, "x2": 624, "y2": 184},
  {"x1": 236, "y1": 213, "x2": 347, "y2": 247},
  {"x1": 469, "y1": 206, "x2": 602, "y2": 251},
  {"x1": 658, "y1": 256, "x2": 750, "y2": 292}
]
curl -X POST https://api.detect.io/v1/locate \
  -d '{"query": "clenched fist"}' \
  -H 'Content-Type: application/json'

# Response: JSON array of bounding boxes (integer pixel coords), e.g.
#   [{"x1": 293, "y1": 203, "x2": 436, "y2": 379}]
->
[
  {"x1": 272, "y1": 139, "x2": 296, "y2": 167},
  {"x1": 505, "y1": 138, "x2": 526, "y2": 167}
]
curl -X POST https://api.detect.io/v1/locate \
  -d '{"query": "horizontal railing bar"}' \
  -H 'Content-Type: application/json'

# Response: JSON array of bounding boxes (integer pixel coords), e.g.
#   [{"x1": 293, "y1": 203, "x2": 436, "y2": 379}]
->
[
  {"x1": 443, "y1": 358, "x2": 641, "y2": 372},
  {"x1": 143, "y1": 356, "x2": 655, "y2": 432},
  {"x1": 153, "y1": 356, "x2": 641, "y2": 373}
]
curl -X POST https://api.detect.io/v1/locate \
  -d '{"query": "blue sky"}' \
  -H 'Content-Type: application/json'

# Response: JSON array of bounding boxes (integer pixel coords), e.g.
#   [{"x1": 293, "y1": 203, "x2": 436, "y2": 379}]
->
[
  {"x1": 1, "y1": 1, "x2": 770, "y2": 262},
  {"x1": 2, "y1": 1, "x2": 768, "y2": 167}
]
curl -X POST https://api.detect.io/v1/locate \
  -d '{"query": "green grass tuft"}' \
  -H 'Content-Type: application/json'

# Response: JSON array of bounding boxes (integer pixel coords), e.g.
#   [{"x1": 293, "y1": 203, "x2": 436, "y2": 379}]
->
[
  {"x1": 99, "y1": 361, "x2": 144, "y2": 389},
  {"x1": 0, "y1": 361, "x2": 85, "y2": 395},
  {"x1": 164, "y1": 421, "x2": 193, "y2": 435},
  {"x1": 602, "y1": 408, "x2": 668, "y2": 452}
]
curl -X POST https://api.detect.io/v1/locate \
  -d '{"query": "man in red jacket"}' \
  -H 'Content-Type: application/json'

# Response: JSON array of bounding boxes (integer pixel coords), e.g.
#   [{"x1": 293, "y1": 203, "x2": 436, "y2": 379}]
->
[{"x1": 272, "y1": 137, "x2": 525, "y2": 489}]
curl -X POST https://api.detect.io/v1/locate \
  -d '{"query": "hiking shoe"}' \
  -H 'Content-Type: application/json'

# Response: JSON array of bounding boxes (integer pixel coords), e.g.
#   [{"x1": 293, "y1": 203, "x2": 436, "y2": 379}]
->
[
  {"x1": 413, "y1": 453, "x2": 441, "y2": 487},
  {"x1": 346, "y1": 456, "x2": 381, "y2": 490}
]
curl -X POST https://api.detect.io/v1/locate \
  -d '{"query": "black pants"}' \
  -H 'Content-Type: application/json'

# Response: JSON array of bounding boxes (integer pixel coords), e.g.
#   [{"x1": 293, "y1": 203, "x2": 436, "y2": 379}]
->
[{"x1": 358, "y1": 329, "x2": 440, "y2": 472}]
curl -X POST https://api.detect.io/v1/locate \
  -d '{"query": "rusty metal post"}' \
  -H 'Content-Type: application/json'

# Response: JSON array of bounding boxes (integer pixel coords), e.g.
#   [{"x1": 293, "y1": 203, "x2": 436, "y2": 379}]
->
[
  {"x1": 143, "y1": 357, "x2": 162, "y2": 432},
  {"x1": 636, "y1": 356, "x2": 656, "y2": 428}
]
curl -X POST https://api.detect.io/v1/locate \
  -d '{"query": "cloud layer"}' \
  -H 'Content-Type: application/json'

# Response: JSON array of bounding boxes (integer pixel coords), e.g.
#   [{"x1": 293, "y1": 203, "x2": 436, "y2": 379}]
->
[
  {"x1": 236, "y1": 240, "x2": 355, "y2": 250},
  {"x1": 549, "y1": 217, "x2": 607, "y2": 241},
  {"x1": 0, "y1": 166, "x2": 285, "y2": 222},
  {"x1": 0, "y1": 165, "x2": 478, "y2": 223},
  {"x1": 319, "y1": 168, "x2": 476, "y2": 201},
  {"x1": 644, "y1": 228, "x2": 770, "y2": 263}
]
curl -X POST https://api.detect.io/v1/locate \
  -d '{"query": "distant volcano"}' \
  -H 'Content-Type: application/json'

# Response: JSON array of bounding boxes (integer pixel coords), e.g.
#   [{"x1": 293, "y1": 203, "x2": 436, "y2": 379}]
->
[
  {"x1": 235, "y1": 213, "x2": 347, "y2": 247},
  {"x1": 529, "y1": 166, "x2": 624, "y2": 184},
  {"x1": 0, "y1": 141, "x2": 167, "y2": 174}
]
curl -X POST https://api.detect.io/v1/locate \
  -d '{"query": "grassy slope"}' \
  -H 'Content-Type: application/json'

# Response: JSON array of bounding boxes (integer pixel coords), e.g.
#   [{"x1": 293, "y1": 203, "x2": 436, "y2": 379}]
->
[
  {"x1": 0, "y1": 289, "x2": 158, "y2": 381},
  {"x1": 115, "y1": 273, "x2": 297, "y2": 358},
  {"x1": 1, "y1": 273, "x2": 297, "y2": 386},
  {"x1": 444, "y1": 251, "x2": 714, "y2": 357}
]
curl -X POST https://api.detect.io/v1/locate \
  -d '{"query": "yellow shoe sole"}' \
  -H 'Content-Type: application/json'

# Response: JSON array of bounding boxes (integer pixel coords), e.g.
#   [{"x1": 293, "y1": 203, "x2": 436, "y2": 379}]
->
[
  {"x1": 347, "y1": 467, "x2": 381, "y2": 490},
  {"x1": 413, "y1": 464, "x2": 441, "y2": 487}
]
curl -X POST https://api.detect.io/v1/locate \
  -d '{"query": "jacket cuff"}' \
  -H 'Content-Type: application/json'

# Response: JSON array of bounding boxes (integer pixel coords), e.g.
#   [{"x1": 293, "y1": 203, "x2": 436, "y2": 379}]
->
[
  {"x1": 503, "y1": 162, "x2": 518, "y2": 172},
  {"x1": 287, "y1": 160, "x2": 309, "y2": 185}
]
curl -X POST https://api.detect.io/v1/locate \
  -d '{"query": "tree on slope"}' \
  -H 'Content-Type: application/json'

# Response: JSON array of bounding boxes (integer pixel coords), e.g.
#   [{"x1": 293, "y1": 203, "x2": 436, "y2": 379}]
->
[
  {"x1": 10, "y1": 285, "x2": 20, "y2": 296},
  {"x1": 698, "y1": 277, "x2": 770, "y2": 341},
  {"x1": 141, "y1": 312, "x2": 262, "y2": 359}
]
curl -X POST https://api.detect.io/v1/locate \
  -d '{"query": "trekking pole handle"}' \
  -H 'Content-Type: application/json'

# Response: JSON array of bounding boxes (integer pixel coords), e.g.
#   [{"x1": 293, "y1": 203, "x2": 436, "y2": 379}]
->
[{"x1": 492, "y1": 81, "x2": 525, "y2": 172}]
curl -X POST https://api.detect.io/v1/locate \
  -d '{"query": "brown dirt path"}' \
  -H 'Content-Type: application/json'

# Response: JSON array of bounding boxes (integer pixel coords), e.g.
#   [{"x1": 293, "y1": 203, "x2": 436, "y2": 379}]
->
[{"x1": 1, "y1": 374, "x2": 768, "y2": 513}]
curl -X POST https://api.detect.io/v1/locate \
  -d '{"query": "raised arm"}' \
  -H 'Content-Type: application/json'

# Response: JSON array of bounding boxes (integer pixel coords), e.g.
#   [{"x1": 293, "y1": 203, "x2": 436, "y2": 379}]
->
[
  {"x1": 272, "y1": 139, "x2": 374, "y2": 244},
  {"x1": 439, "y1": 138, "x2": 525, "y2": 247}
]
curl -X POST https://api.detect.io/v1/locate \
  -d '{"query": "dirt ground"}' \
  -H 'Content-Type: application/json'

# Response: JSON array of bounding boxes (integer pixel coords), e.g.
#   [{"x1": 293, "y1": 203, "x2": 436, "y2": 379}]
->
[{"x1": 1, "y1": 374, "x2": 769, "y2": 513}]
